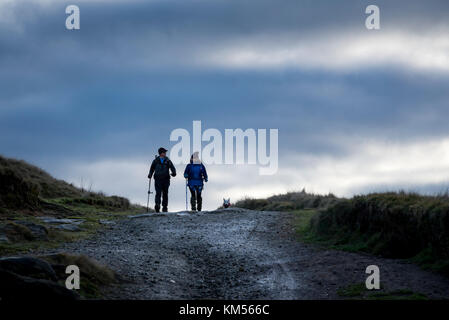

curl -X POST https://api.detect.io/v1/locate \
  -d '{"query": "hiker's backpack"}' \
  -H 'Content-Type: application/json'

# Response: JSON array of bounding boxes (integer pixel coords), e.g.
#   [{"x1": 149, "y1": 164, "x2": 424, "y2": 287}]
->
[{"x1": 153, "y1": 156, "x2": 171, "y2": 180}]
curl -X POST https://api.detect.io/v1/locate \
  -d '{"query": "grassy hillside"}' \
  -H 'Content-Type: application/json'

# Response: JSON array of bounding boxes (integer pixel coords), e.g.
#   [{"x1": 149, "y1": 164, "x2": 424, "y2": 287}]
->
[
  {"x1": 0, "y1": 155, "x2": 81, "y2": 202},
  {"x1": 0, "y1": 155, "x2": 132, "y2": 215},
  {"x1": 237, "y1": 190, "x2": 449, "y2": 276},
  {"x1": 309, "y1": 192, "x2": 449, "y2": 276},
  {"x1": 0, "y1": 155, "x2": 144, "y2": 255},
  {"x1": 234, "y1": 189, "x2": 341, "y2": 211}
]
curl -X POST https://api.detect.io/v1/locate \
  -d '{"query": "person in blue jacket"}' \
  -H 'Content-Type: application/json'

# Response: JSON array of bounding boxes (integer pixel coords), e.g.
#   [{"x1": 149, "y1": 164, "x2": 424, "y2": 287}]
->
[{"x1": 184, "y1": 152, "x2": 208, "y2": 211}]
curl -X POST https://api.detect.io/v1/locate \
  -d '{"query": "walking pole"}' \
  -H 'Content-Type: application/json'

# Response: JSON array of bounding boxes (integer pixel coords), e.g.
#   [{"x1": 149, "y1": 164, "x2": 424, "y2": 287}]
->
[
  {"x1": 185, "y1": 179, "x2": 188, "y2": 211},
  {"x1": 147, "y1": 178, "x2": 153, "y2": 213}
]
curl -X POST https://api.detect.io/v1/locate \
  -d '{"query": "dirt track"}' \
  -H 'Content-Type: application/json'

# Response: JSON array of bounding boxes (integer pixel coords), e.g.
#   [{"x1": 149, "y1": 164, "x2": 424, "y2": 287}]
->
[{"x1": 49, "y1": 208, "x2": 449, "y2": 299}]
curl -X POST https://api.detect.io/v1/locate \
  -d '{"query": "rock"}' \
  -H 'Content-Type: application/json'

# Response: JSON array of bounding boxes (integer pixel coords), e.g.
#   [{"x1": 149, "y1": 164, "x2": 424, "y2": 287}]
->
[
  {"x1": 55, "y1": 224, "x2": 81, "y2": 232},
  {"x1": 0, "y1": 233, "x2": 10, "y2": 243},
  {"x1": 40, "y1": 252, "x2": 117, "y2": 285},
  {"x1": 15, "y1": 221, "x2": 49, "y2": 241},
  {"x1": 99, "y1": 219, "x2": 116, "y2": 225},
  {"x1": 0, "y1": 222, "x2": 34, "y2": 242},
  {"x1": 37, "y1": 216, "x2": 85, "y2": 225},
  {"x1": 0, "y1": 256, "x2": 58, "y2": 281},
  {"x1": 36, "y1": 216, "x2": 84, "y2": 232},
  {"x1": 0, "y1": 267, "x2": 79, "y2": 300}
]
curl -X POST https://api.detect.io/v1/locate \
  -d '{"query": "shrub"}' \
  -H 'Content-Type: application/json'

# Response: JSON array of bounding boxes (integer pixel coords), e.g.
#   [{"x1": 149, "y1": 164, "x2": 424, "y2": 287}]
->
[
  {"x1": 235, "y1": 190, "x2": 340, "y2": 211},
  {"x1": 310, "y1": 192, "x2": 449, "y2": 274},
  {"x1": 61, "y1": 195, "x2": 130, "y2": 210},
  {"x1": 0, "y1": 155, "x2": 133, "y2": 213},
  {"x1": 0, "y1": 167, "x2": 40, "y2": 210}
]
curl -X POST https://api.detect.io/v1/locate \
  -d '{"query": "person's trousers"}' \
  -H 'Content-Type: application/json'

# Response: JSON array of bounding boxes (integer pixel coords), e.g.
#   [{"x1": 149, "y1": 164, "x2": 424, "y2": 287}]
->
[
  {"x1": 154, "y1": 179, "x2": 170, "y2": 211},
  {"x1": 189, "y1": 185, "x2": 203, "y2": 211}
]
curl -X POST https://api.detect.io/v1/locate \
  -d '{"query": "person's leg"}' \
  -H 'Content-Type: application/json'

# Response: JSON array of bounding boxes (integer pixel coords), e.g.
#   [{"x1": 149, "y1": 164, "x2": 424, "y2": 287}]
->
[
  {"x1": 154, "y1": 179, "x2": 162, "y2": 212},
  {"x1": 189, "y1": 186, "x2": 196, "y2": 211},
  {"x1": 196, "y1": 186, "x2": 203, "y2": 211},
  {"x1": 162, "y1": 180, "x2": 169, "y2": 212}
]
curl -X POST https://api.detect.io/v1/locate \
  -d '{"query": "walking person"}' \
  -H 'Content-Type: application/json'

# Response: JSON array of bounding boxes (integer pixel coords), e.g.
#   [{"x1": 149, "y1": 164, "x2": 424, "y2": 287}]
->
[
  {"x1": 148, "y1": 147, "x2": 176, "y2": 212},
  {"x1": 184, "y1": 152, "x2": 208, "y2": 211}
]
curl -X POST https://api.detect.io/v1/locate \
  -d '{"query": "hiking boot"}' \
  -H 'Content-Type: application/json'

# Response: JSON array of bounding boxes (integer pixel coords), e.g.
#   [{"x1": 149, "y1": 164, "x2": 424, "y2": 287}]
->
[
  {"x1": 162, "y1": 207, "x2": 168, "y2": 212},
  {"x1": 154, "y1": 205, "x2": 160, "y2": 213}
]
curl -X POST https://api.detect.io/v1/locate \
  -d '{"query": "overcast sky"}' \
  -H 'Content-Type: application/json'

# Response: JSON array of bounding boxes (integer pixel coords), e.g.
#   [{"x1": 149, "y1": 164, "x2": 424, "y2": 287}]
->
[{"x1": 1, "y1": 0, "x2": 449, "y2": 210}]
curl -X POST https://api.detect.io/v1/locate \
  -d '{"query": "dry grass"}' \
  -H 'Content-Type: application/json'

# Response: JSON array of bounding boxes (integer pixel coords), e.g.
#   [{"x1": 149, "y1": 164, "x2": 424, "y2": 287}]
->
[
  {"x1": 0, "y1": 154, "x2": 132, "y2": 215},
  {"x1": 310, "y1": 192, "x2": 449, "y2": 275},
  {"x1": 235, "y1": 189, "x2": 341, "y2": 211},
  {"x1": 39, "y1": 252, "x2": 117, "y2": 298},
  {"x1": 40, "y1": 253, "x2": 116, "y2": 285}
]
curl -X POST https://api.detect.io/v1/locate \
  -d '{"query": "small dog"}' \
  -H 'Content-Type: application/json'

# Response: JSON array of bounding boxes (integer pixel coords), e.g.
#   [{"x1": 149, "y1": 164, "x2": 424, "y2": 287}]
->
[{"x1": 223, "y1": 198, "x2": 231, "y2": 208}]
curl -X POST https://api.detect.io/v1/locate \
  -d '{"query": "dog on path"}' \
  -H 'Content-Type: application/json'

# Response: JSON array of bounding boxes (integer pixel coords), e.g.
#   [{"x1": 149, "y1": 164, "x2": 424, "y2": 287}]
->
[{"x1": 223, "y1": 198, "x2": 231, "y2": 209}]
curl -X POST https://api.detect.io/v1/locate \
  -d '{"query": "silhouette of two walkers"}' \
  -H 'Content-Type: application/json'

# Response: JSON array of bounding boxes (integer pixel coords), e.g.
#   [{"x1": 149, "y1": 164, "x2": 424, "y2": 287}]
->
[{"x1": 148, "y1": 148, "x2": 208, "y2": 213}]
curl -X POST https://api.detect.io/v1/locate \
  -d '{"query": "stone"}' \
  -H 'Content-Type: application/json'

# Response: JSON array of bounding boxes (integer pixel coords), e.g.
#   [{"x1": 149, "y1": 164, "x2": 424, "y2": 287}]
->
[
  {"x1": 0, "y1": 222, "x2": 34, "y2": 242},
  {"x1": 37, "y1": 216, "x2": 85, "y2": 225},
  {"x1": 55, "y1": 224, "x2": 81, "y2": 232},
  {"x1": 0, "y1": 267, "x2": 79, "y2": 300},
  {"x1": 99, "y1": 219, "x2": 116, "y2": 225},
  {"x1": 0, "y1": 233, "x2": 10, "y2": 243},
  {"x1": 15, "y1": 221, "x2": 49, "y2": 241},
  {"x1": 0, "y1": 256, "x2": 58, "y2": 281}
]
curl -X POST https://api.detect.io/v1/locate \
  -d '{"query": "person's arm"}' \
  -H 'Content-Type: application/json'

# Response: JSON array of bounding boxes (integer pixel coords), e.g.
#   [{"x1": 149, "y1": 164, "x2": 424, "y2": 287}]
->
[
  {"x1": 184, "y1": 164, "x2": 190, "y2": 179},
  {"x1": 169, "y1": 160, "x2": 177, "y2": 177},
  {"x1": 202, "y1": 164, "x2": 208, "y2": 182},
  {"x1": 148, "y1": 160, "x2": 156, "y2": 179}
]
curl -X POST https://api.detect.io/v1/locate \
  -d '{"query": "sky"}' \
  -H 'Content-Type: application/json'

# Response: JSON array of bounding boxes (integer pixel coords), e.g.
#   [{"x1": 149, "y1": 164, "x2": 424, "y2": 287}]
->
[{"x1": 1, "y1": 0, "x2": 449, "y2": 210}]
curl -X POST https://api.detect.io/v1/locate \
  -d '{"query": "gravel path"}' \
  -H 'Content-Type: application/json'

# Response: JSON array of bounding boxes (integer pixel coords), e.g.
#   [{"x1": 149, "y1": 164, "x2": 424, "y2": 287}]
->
[{"x1": 48, "y1": 208, "x2": 449, "y2": 299}]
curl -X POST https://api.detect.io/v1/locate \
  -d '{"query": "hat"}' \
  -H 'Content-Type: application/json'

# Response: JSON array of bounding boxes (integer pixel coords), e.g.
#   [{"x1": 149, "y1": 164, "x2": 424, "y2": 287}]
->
[{"x1": 158, "y1": 147, "x2": 168, "y2": 154}]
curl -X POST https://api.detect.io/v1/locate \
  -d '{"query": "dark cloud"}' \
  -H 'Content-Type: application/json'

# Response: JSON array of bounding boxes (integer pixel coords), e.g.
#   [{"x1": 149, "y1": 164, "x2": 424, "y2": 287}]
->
[{"x1": 1, "y1": 0, "x2": 449, "y2": 198}]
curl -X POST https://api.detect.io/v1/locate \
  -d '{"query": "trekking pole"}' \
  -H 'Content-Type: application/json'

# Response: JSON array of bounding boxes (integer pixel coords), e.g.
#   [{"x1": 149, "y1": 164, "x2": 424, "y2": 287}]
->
[
  {"x1": 147, "y1": 178, "x2": 153, "y2": 213},
  {"x1": 185, "y1": 179, "x2": 188, "y2": 211}
]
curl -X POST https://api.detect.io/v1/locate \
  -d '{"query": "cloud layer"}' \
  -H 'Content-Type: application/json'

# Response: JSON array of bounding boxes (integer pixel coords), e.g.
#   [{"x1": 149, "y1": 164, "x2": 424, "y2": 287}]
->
[
  {"x1": 1, "y1": 0, "x2": 449, "y2": 210},
  {"x1": 55, "y1": 136, "x2": 449, "y2": 210}
]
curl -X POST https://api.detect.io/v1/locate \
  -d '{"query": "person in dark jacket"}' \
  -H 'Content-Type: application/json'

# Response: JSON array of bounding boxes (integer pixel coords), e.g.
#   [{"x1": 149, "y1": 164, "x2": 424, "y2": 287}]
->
[
  {"x1": 184, "y1": 152, "x2": 208, "y2": 211},
  {"x1": 148, "y1": 147, "x2": 176, "y2": 212}
]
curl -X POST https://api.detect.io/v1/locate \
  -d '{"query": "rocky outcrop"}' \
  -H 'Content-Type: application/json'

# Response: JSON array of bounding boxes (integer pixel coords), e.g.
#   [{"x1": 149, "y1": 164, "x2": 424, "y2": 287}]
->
[
  {"x1": 0, "y1": 256, "x2": 79, "y2": 300},
  {"x1": 37, "y1": 216, "x2": 85, "y2": 232},
  {"x1": 0, "y1": 256, "x2": 57, "y2": 281},
  {"x1": 0, "y1": 268, "x2": 79, "y2": 300},
  {"x1": 0, "y1": 221, "x2": 49, "y2": 243},
  {"x1": 15, "y1": 221, "x2": 49, "y2": 241}
]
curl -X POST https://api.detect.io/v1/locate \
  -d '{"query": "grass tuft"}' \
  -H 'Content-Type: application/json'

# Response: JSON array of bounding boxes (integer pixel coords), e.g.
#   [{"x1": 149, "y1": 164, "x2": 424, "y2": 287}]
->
[
  {"x1": 235, "y1": 189, "x2": 341, "y2": 212},
  {"x1": 304, "y1": 192, "x2": 449, "y2": 276}
]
